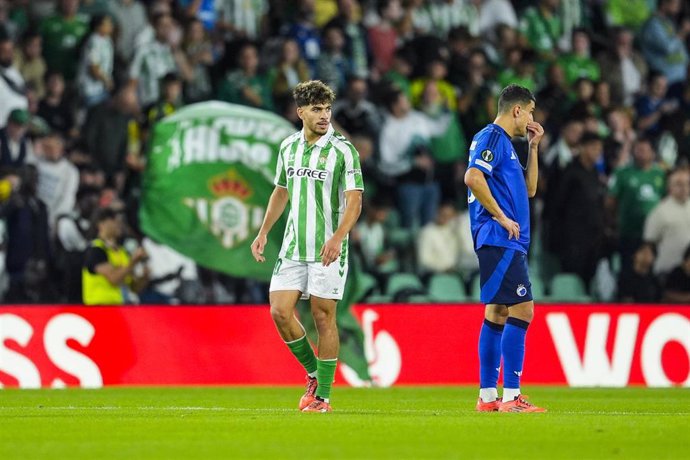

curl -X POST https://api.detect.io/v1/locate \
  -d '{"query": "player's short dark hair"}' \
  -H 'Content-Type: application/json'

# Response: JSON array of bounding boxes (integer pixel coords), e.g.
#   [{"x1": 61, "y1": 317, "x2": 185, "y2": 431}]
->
[
  {"x1": 497, "y1": 84, "x2": 536, "y2": 114},
  {"x1": 293, "y1": 80, "x2": 336, "y2": 107}
]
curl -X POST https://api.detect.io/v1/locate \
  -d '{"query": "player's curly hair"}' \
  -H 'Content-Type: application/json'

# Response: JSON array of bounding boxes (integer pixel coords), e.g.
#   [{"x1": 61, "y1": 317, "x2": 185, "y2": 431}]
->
[{"x1": 293, "y1": 80, "x2": 336, "y2": 107}]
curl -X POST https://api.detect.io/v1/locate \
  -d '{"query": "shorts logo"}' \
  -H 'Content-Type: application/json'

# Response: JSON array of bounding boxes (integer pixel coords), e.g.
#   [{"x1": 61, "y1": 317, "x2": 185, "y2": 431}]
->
[
  {"x1": 516, "y1": 284, "x2": 527, "y2": 297},
  {"x1": 332, "y1": 287, "x2": 339, "y2": 295},
  {"x1": 287, "y1": 167, "x2": 328, "y2": 181},
  {"x1": 481, "y1": 149, "x2": 494, "y2": 162}
]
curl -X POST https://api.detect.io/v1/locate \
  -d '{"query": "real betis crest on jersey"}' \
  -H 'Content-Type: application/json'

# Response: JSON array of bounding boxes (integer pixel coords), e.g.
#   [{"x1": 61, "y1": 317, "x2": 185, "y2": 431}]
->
[{"x1": 140, "y1": 101, "x2": 294, "y2": 281}]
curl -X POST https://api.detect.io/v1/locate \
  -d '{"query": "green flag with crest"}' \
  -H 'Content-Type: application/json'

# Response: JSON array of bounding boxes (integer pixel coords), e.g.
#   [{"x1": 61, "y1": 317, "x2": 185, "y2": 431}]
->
[{"x1": 139, "y1": 102, "x2": 294, "y2": 280}]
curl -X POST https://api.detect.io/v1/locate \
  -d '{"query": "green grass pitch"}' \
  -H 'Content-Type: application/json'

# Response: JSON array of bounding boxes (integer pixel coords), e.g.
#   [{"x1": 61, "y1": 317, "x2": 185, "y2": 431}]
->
[{"x1": 1, "y1": 386, "x2": 688, "y2": 459}]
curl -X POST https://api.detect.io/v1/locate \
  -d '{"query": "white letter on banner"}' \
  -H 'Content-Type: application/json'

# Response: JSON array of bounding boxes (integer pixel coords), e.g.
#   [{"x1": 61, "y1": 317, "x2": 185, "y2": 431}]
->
[
  {"x1": 0, "y1": 314, "x2": 41, "y2": 388},
  {"x1": 44, "y1": 314, "x2": 103, "y2": 388},
  {"x1": 546, "y1": 313, "x2": 638, "y2": 387},
  {"x1": 641, "y1": 313, "x2": 690, "y2": 387}
]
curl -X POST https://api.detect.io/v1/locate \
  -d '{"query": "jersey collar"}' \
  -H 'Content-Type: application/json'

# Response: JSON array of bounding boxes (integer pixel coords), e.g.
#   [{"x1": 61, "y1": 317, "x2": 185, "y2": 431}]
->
[{"x1": 300, "y1": 123, "x2": 334, "y2": 148}]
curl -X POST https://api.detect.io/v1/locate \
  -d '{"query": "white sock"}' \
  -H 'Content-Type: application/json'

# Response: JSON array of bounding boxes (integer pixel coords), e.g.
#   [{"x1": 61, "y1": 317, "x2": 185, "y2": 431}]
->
[
  {"x1": 503, "y1": 388, "x2": 521, "y2": 402},
  {"x1": 308, "y1": 371, "x2": 317, "y2": 378},
  {"x1": 479, "y1": 388, "x2": 498, "y2": 402}
]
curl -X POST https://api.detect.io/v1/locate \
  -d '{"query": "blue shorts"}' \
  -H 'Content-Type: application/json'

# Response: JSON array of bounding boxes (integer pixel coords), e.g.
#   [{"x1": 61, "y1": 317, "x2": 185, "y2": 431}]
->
[{"x1": 477, "y1": 245, "x2": 532, "y2": 305}]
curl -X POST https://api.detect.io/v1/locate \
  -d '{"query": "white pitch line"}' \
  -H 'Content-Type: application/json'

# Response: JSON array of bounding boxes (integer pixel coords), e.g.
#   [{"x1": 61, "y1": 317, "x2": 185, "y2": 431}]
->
[{"x1": 0, "y1": 407, "x2": 688, "y2": 416}]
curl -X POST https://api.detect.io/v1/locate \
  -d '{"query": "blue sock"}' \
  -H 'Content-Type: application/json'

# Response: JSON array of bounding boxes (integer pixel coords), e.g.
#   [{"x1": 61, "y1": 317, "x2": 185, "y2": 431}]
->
[
  {"x1": 478, "y1": 319, "x2": 504, "y2": 390},
  {"x1": 502, "y1": 317, "x2": 529, "y2": 392}
]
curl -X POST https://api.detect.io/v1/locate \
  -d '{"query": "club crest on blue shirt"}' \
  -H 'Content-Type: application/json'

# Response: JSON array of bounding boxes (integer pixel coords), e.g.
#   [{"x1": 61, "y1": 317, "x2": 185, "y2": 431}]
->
[
  {"x1": 516, "y1": 284, "x2": 527, "y2": 297},
  {"x1": 481, "y1": 149, "x2": 494, "y2": 162}
]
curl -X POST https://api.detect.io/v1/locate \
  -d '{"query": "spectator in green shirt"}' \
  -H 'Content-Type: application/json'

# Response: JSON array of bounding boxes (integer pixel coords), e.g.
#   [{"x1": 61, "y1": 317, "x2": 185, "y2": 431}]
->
[
  {"x1": 520, "y1": 0, "x2": 562, "y2": 59},
  {"x1": 607, "y1": 137, "x2": 666, "y2": 273},
  {"x1": 39, "y1": 0, "x2": 88, "y2": 82},
  {"x1": 217, "y1": 42, "x2": 273, "y2": 111},
  {"x1": 557, "y1": 28, "x2": 600, "y2": 85}
]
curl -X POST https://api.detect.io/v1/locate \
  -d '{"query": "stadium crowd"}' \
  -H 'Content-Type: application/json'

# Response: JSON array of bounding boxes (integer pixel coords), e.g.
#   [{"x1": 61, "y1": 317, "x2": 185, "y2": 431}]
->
[{"x1": 0, "y1": 0, "x2": 689, "y2": 305}]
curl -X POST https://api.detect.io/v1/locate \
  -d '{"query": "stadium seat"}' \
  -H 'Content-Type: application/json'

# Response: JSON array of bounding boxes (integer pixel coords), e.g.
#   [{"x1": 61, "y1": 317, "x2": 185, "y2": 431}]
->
[
  {"x1": 385, "y1": 273, "x2": 425, "y2": 300},
  {"x1": 365, "y1": 294, "x2": 392, "y2": 304},
  {"x1": 428, "y1": 273, "x2": 467, "y2": 302},
  {"x1": 407, "y1": 294, "x2": 431, "y2": 303},
  {"x1": 469, "y1": 276, "x2": 482, "y2": 302},
  {"x1": 530, "y1": 276, "x2": 546, "y2": 299},
  {"x1": 355, "y1": 272, "x2": 378, "y2": 302},
  {"x1": 550, "y1": 274, "x2": 591, "y2": 302}
]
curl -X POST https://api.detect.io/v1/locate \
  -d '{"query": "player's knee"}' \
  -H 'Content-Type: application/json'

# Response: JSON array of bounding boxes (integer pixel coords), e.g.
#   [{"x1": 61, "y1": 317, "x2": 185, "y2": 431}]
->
[
  {"x1": 509, "y1": 302, "x2": 534, "y2": 322},
  {"x1": 311, "y1": 307, "x2": 335, "y2": 328},
  {"x1": 270, "y1": 305, "x2": 291, "y2": 325}
]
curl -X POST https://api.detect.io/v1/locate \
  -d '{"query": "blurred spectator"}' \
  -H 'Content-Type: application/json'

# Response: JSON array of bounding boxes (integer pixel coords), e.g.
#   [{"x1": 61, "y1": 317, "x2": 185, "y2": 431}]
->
[
  {"x1": 217, "y1": 42, "x2": 273, "y2": 111},
  {"x1": 567, "y1": 76, "x2": 596, "y2": 120},
  {"x1": 544, "y1": 117, "x2": 584, "y2": 171},
  {"x1": 129, "y1": 12, "x2": 191, "y2": 108},
  {"x1": 39, "y1": 0, "x2": 88, "y2": 81},
  {"x1": 269, "y1": 38, "x2": 310, "y2": 113},
  {"x1": 520, "y1": 0, "x2": 562, "y2": 59},
  {"x1": 382, "y1": 47, "x2": 413, "y2": 99},
  {"x1": 635, "y1": 72, "x2": 679, "y2": 140},
  {"x1": 663, "y1": 244, "x2": 690, "y2": 303},
  {"x1": 179, "y1": 0, "x2": 217, "y2": 31},
  {"x1": 353, "y1": 198, "x2": 395, "y2": 286},
  {"x1": 14, "y1": 31, "x2": 46, "y2": 99},
  {"x1": 478, "y1": 0, "x2": 518, "y2": 38},
  {"x1": 597, "y1": 27, "x2": 647, "y2": 107},
  {"x1": 0, "y1": 108, "x2": 35, "y2": 171},
  {"x1": 617, "y1": 242, "x2": 661, "y2": 302},
  {"x1": 557, "y1": 28, "x2": 600, "y2": 85},
  {"x1": 604, "y1": 107, "x2": 636, "y2": 172},
  {"x1": 145, "y1": 73, "x2": 183, "y2": 128},
  {"x1": 55, "y1": 186, "x2": 99, "y2": 302},
  {"x1": 37, "y1": 71, "x2": 76, "y2": 140},
  {"x1": 0, "y1": 0, "x2": 19, "y2": 40},
  {"x1": 0, "y1": 35, "x2": 28, "y2": 127},
  {"x1": 2, "y1": 164, "x2": 53, "y2": 303},
  {"x1": 325, "y1": 0, "x2": 371, "y2": 78},
  {"x1": 108, "y1": 0, "x2": 148, "y2": 62},
  {"x1": 332, "y1": 75, "x2": 381, "y2": 140},
  {"x1": 417, "y1": 80, "x2": 466, "y2": 204},
  {"x1": 536, "y1": 62, "x2": 568, "y2": 129},
  {"x1": 216, "y1": 0, "x2": 269, "y2": 41},
  {"x1": 77, "y1": 14, "x2": 114, "y2": 107},
  {"x1": 643, "y1": 168, "x2": 690, "y2": 275},
  {"x1": 417, "y1": 203, "x2": 459, "y2": 274},
  {"x1": 410, "y1": 58, "x2": 457, "y2": 111},
  {"x1": 35, "y1": 131, "x2": 78, "y2": 229},
  {"x1": 639, "y1": 0, "x2": 689, "y2": 93},
  {"x1": 454, "y1": 208, "x2": 479, "y2": 280},
  {"x1": 182, "y1": 18, "x2": 213, "y2": 103},
  {"x1": 79, "y1": 0, "x2": 109, "y2": 17},
  {"x1": 498, "y1": 47, "x2": 537, "y2": 92},
  {"x1": 316, "y1": 24, "x2": 350, "y2": 94},
  {"x1": 82, "y1": 207, "x2": 149, "y2": 305},
  {"x1": 457, "y1": 48, "x2": 495, "y2": 138},
  {"x1": 551, "y1": 132, "x2": 607, "y2": 288},
  {"x1": 608, "y1": 137, "x2": 666, "y2": 271},
  {"x1": 282, "y1": 0, "x2": 321, "y2": 74},
  {"x1": 378, "y1": 88, "x2": 447, "y2": 228},
  {"x1": 367, "y1": 0, "x2": 402, "y2": 76},
  {"x1": 82, "y1": 85, "x2": 139, "y2": 187}
]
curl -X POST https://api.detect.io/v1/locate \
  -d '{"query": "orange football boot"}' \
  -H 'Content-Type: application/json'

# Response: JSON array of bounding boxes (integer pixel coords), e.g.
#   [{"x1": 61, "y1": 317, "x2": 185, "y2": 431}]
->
[
  {"x1": 301, "y1": 399, "x2": 332, "y2": 413},
  {"x1": 298, "y1": 376, "x2": 318, "y2": 410},
  {"x1": 498, "y1": 395, "x2": 546, "y2": 413},
  {"x1": 476, "y1": 398, "x2": 501, "y2": 412}
]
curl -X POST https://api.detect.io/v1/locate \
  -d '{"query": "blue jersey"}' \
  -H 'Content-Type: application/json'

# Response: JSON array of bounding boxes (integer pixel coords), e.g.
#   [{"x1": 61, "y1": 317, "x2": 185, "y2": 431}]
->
[{"x1": 467, "y1": 123, "x2": 530, "y2": 254}]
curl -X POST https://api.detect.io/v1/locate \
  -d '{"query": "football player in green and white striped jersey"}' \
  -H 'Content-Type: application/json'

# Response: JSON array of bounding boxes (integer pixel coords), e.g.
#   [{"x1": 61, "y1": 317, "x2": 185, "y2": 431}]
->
[{"x1": 251, "y1": 80, "x2": 363, "y2": 413}]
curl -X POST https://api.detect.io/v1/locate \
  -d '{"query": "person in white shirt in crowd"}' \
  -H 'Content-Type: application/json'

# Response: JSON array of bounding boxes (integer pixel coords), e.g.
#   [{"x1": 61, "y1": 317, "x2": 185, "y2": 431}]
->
[
  {"x1": 454, "y1": 207, "x2": 480, "y2": 281},
  {"x1": 129, "y1": 12, "x2": 191, "y2": 108},
  {"x1": 108, "y1": 0, "x2": 148, "y2": 62},
  {"x1": 643, "y1": 168, "x2": 690, "y2": 276},
  {"x1": 418, "y1": 202, "x2": 459, "y2": 274},
  {"x1": 34, "y1": 131, "x2": 79, "y2": 231},
  {"x1": 0, "y1": 35, "x2": 28, "y2": 129},
  {"x1": 353, "y1": 198, "x2": 396, "y2": 290},
  {"x1": 378, "y1": 87, "x2": 450, "y2": 228},
  {"x1": 78, "y1": 14, "x2": 114, "y2": 107}
]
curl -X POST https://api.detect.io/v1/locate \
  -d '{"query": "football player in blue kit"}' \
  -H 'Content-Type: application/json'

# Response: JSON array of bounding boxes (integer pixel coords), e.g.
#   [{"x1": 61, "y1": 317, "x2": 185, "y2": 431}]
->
[{"x1": 464, "y1": 84, "x2": 546, "y2": 413}]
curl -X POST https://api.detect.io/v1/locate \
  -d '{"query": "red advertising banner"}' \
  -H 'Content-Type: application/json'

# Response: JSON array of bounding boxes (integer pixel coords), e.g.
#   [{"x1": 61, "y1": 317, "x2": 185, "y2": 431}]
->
[{"x1": 0, "y1": 304, "x2": 688, "y2": 388}]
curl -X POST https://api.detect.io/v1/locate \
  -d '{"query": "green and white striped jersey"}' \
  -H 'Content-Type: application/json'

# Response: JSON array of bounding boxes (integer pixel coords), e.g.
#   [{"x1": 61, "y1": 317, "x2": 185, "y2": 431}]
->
[{"x1": 274, "y1": 124, "x2": 364, "y2": 262}]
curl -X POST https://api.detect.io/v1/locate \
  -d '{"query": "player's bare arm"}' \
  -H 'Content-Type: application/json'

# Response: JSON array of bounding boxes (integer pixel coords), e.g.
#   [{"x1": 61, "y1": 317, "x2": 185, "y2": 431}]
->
[
  {"x1": 320, "y1": 189, "x2": 363, "y2": 266},
  {"x1": 251, "y1": 186, "x2": 289, "y2": 262},
  {"x1": 525, "y1": 121, "x2": 544, "y2": 198},
  {"x1": 464, "y1": 168, "x2": 520, "y2": 240}
]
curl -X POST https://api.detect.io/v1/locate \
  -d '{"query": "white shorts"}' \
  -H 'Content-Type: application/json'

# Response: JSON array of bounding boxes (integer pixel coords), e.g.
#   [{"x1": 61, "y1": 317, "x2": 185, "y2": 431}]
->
[{"x1": 269, "y1": 258, "x2": 349, "y2": 300}]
